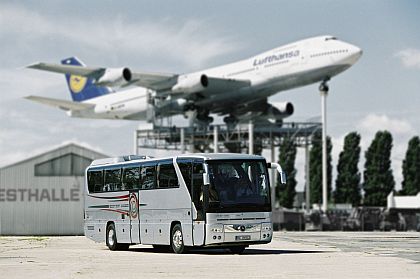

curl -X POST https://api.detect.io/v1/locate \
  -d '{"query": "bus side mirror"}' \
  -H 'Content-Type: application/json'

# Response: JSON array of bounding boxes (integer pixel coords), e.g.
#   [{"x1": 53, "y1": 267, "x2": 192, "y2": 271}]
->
[
  {"x1": 267, "y1": 162, "x2": 287, "y2": 184},
  {"x1": 279, "y1": 171, "x2": 287, "y2": 184},
  {"x1": 203, "y1": 173, "x2": 210, "y2": 186}
]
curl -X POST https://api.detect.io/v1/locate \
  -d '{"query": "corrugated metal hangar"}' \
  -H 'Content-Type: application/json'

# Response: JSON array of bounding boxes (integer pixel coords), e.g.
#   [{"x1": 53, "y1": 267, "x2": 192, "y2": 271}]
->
[{"x1": 0, "y1": 143, "x2": 107, "y2": 235}]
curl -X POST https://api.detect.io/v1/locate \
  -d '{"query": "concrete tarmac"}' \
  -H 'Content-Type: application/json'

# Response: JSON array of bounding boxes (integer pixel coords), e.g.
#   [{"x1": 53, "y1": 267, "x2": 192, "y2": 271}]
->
[{"x1": 0, "y1": 232, "x2": 419, "y2": 279}]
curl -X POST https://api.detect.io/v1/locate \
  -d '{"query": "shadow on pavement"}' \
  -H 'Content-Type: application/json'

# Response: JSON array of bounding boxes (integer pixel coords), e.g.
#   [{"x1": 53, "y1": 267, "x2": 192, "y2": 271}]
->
[{"x1": 128, "y1": 247, "x2": 329, "y2": 255}]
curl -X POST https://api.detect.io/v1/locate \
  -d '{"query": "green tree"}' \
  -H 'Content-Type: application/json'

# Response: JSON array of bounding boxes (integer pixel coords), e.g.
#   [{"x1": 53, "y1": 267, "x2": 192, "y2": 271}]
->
[
  {"x1": 309, "y1": 132, "x2": 333, "y2": 205},
  {"x1": 334, "y1": 132, "x2": 361, "y2": 205},
  {"x1": 277, "y1": 137, "x2": 297, "y2": 208},
  {"x1": 401, "y1": 136, "x2": 420, "y2": 195},
  {"x1": 363, "y1": 131, "x2": 395, "y2": 206}
]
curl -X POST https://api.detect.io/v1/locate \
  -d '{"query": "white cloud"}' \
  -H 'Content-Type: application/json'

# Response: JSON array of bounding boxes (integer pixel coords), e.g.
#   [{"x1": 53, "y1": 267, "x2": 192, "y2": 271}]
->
[
  {"x1": 395, "y1": 48, "x2": 420, "y2": 69},
  {"x1": 355, "y1": 113, "x2": 418, "y2": 191},
  {"x1": 357, "y1": 113, "x2": 415, "y2": 136},
  {"x1": 0, "y1": 3, "x2": 239, "y2": 69}
]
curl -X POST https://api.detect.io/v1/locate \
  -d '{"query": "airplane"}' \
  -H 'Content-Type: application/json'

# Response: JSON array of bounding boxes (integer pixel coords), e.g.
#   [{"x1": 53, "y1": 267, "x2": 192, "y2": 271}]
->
[{"x1": 26, "y1": 35, "x2": 362, "y2": 127}]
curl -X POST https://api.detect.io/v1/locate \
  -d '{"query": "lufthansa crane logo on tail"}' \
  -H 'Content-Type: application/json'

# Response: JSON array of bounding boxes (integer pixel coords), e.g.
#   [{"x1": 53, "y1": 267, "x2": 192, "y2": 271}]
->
[{"x1": 69, "y1": 75, "x2": 87, "y2": 93}]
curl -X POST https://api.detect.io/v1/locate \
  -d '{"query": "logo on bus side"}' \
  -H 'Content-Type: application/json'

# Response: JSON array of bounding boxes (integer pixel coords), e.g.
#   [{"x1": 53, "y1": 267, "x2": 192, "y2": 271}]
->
[{"x1": 129, "y1": 193, "x2": 139, "y2": 219}]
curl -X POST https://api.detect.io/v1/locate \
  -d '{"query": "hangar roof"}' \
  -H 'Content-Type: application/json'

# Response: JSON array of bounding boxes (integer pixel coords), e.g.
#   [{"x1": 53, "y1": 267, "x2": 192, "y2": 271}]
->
[{"x1": 0, "y1": 142, "x2": 108, "y2": 170}]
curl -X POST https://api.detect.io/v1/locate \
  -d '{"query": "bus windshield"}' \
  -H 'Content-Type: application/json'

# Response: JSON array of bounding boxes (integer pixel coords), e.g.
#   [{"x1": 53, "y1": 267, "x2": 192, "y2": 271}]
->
[{"x1": 207, "y1": 160, "x2": 271, "y2": 212}]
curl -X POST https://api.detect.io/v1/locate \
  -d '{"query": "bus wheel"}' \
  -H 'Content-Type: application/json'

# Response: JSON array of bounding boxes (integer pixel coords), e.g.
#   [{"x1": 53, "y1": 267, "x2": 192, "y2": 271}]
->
[
  {"x1": 106, "y1": 223, "x2": 129, "y2": 251},
  {"x1": 229, "y1": 245, "x2": 246, "y2": 254},
  {"x1": 171, "y1": 224, "x2": 185, "y2": 254}
]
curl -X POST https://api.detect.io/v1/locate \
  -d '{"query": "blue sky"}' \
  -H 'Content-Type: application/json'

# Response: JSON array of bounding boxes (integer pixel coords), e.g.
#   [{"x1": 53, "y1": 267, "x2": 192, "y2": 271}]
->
[{"x1": 1, "y1": 0, "x2": 419, "y2": 191}]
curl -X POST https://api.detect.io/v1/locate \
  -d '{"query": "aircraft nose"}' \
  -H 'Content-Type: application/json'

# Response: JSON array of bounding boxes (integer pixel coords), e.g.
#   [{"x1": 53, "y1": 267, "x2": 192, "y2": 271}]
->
[{"x1": 345, "y1": 44, "x2": 363, "y2": 65}]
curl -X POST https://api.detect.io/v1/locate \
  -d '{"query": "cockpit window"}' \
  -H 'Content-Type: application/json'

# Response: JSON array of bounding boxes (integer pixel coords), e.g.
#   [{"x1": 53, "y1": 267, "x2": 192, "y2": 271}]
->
[{"x1": 325, "y1": 37, "x2": 337, "y2": 41}]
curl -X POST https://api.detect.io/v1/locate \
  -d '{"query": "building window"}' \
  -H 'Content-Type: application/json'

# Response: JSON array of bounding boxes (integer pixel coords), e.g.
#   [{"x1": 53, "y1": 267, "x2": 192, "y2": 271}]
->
[{"x1": 34, "y1": 153, "x2": 93, "y2": 177}]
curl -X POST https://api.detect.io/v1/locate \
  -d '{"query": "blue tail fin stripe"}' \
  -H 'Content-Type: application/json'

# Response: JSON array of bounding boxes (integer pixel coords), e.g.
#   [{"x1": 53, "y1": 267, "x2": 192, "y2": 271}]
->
[{"x1": 61, "y1": 57, "x2": 111, "y2": 102}]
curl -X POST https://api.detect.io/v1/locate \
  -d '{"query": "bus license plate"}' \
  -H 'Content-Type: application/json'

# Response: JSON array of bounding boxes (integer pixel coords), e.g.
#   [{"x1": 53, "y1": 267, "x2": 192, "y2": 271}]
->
[{"x1": 235, "y1": 235, "x2": 251, "y2": 241}]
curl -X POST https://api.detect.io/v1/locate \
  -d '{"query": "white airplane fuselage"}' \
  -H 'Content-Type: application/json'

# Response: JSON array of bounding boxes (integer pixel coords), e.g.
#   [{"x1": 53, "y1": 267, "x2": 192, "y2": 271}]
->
[{"x1": 69, "y1": 35, "x2": 362, "y2": 120}]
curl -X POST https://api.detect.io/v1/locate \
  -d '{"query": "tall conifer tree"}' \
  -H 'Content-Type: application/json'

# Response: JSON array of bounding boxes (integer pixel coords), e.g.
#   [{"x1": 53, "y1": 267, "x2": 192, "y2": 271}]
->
[
  {"x1": 309, "y1": 132, "x2": 332, "y2": 205},
  {"x1": 401, "y1": 136, "x2": 420, "y2": 195},
  {"x1": 363, "y1": 131, "x2": 395, "y2": 206},
  {"x1": 277, "y1": 137, "x2": 297, "y2": 208},
  {"x1": 335, "y1": 132, "x2": 361, "y2": 205}
]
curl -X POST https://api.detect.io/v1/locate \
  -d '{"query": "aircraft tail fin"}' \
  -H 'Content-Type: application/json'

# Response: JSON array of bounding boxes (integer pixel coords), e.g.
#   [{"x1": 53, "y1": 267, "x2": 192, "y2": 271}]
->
[{"x1": 61, "y1": 57, "x2": 112, "y2": 102}]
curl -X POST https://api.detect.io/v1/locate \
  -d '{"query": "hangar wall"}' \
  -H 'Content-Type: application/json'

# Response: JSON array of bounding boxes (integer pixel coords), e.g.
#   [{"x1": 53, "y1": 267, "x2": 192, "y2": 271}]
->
[{"x1": 0, "y1": 143, "x2": 107, "y2": 235}]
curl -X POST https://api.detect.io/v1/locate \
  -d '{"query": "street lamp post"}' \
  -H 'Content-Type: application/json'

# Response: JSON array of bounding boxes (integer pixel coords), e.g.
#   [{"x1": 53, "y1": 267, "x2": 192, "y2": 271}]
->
[{"x1": 319, "y1": 80, "x2": 329, "y2": 212}]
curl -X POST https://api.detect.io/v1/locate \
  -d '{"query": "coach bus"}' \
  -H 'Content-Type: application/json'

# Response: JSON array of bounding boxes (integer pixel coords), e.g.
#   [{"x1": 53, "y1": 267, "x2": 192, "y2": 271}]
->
[{"x1": 84, "y1": 153, "x2": 286, "y2": 254}]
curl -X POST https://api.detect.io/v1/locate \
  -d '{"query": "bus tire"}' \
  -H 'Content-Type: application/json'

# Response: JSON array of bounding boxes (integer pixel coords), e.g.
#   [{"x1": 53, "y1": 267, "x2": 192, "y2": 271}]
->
[
  {"x1": 229, "y1": 245, "x2": 246, "y2": 254},
  {"x1": 171, "y1": 223, "x2": 186, "y2": 254},
  {"x1": 106, "y1": 223, "x2": 129, "y2": 251}
]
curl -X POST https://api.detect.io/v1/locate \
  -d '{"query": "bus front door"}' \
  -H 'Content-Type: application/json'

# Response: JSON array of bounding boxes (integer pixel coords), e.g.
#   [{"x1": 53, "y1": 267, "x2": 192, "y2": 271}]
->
[
  {"x1": 192, "y1": 161, "x2": 205, "y2": 246},
  {"x1": 129, "y1": 191, "x2": 141, "y2": 243}
]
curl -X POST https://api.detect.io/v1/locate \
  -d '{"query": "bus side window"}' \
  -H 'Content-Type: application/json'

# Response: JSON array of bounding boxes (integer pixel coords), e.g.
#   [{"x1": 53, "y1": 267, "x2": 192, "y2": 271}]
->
[
  {"x1": 157, "y1": 161, "x2": 179, "y2": 188},
  {"x1": 104, "y1": 168, "x2": 122, "y2": 192},
  {"x1": 88, "y1": 170, "x2": 103, "y2": 193},
  {"x1": 122, "y1": 166, "x2": 140, "y2": 190},
  {"x1": 177, "y1": 160, "x2": 192, "y2": 195},
  {"x1": 141, "y1": 164, "x2": 156, "y2": 189}
]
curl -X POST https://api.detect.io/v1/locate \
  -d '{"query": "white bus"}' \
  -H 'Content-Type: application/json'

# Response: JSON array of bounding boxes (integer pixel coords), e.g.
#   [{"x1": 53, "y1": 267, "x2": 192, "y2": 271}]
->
[{"x1": 84, "y1": 153, "x2": 286, "y2": 254}]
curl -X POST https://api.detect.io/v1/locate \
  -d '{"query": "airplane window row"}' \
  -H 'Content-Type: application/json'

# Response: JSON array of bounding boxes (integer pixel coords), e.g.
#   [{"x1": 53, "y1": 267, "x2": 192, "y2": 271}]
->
[
  {"x1": 227, "y1": 68, "x2": 255, "y2": 77},
  {"x1": 310, "y1": 49, "x2": 349, "y2": 58},
  {"x1": 264, "y1": 60, "x2": 289, "y2": 68}
]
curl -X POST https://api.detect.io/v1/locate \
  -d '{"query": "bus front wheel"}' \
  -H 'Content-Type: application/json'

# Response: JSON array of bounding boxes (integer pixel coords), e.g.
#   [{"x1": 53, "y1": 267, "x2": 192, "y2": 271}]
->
[
  {"x1": 171, "y1": 224, "x2": 186, "y2": 254},
  {"x1": 106, "y1": 223, "x2": 129, "y2": 251}
]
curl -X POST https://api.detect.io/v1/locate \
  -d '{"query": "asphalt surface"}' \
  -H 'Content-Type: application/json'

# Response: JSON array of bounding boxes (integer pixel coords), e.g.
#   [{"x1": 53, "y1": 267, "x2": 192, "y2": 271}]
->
[
  {"x1": 0, "y1": 232, "x2": 419, "y2": 278},
  {"x1": 279, "y1": 231, "x2": 420, "y2": 263}
]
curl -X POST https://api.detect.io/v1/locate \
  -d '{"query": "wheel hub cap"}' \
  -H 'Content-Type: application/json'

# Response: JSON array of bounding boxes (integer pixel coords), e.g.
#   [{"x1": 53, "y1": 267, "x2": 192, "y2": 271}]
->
[{"x1": 173, "y1": 230, "x2": 183, "y2": 248}]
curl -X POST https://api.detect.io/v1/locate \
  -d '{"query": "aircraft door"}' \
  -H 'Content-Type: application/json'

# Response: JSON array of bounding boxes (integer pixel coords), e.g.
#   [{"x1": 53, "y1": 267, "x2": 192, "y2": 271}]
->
[{"x1": 129, "y1": 191, "x2": 141, "y2": 243}]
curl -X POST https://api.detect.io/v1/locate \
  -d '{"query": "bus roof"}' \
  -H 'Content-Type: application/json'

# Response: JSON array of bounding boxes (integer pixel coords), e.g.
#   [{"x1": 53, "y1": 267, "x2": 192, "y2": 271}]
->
[{"x1": 89, "y1": 153, "x2": 265, "y2": 167}]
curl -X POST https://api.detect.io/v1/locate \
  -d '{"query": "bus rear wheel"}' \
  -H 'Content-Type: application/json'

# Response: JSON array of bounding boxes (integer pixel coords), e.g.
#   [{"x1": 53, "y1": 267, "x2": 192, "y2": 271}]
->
[
  {"x1": 171, "y1": 224, "x2": 186, "y2": 254},
  {"x1": 106, "y1": 223, "x2": 129, "y2": 251}
]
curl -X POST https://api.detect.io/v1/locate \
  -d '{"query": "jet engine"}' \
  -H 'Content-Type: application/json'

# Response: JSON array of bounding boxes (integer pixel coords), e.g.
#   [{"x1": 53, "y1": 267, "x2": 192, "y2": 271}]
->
[
  {"x1": 266, "y1": 102, "x2": 294, "y2": 121},
  {"x1": 172, "y1": 74, "x2": 208, "y2": 94},
  {"x1": 228, "y1": 101, "x2": 294, "y2": 126},
  {"x1": 95, "y1": 67, "x2": 132, "y2": 86}
]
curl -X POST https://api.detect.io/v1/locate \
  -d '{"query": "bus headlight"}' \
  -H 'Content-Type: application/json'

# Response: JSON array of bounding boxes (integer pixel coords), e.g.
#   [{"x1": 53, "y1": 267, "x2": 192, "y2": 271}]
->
[
  {"x1": 262, "y1": 223, "x2": 272, "y2": 231},
  {"x1": 210, "y1": 225, "x2": 224, "y2": 233}
]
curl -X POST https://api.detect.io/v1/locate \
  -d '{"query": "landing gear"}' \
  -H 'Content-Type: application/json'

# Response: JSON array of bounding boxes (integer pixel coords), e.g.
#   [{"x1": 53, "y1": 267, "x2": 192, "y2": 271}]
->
[
  {"x1": 223, "y1": 115, "x2": 238, "y2": 130},
  {"x1": 184, "y1": 108, "x2": 213, "y2": 127},
  {"x1": 319, "y1": 78, "x2": 330, "y2": 93},
  {"x1": 319, "y1": 80, "x2": 329, "y2": 93}
]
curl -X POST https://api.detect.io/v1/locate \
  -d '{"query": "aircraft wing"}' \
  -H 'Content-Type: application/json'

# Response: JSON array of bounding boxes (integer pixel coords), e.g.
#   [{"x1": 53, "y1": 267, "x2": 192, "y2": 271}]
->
[
  {"x1": 204, "y1": 76, "x2": 251, "y2": 94},
  {"x1": 27, "y1": 62, "x2": 105, "y2": 79},
  {"x1": 130, "y1": 72, "x2": 178, "y2": 91},
  {"x1": 26, "y1": 61, "x2": 250, "y2": 94},
  {"x1": 132, "y1": 73, "x2": 250, "y2": 94},
  {"x1": 25, "y1": 96, "x2": 94, "y2": 111}
]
